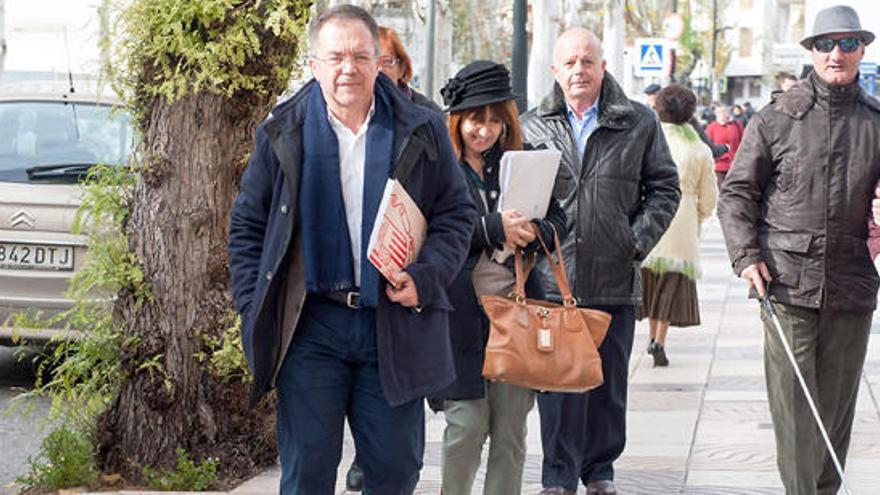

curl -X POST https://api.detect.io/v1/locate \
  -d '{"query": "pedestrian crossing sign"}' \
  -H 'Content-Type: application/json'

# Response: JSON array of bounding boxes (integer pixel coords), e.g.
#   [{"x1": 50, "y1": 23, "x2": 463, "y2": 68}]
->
[
  {"x1": 634, "y1": 38, "x2": 668, "y2": 77},
  {"x1": 641, "y1": 45, "x2": 662, "y2": 67}
]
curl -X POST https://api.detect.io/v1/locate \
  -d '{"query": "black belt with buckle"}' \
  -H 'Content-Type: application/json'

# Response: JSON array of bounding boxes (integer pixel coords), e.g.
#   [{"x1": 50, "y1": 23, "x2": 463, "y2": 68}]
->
[{"x1": 318, "y1": 291, "x2": 361, "y2": 309}]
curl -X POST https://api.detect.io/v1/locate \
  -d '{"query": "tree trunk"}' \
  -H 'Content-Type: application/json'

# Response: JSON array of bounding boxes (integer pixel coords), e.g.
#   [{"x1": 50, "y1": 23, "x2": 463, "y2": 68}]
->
[
  {"x1": 433, "y1": 1, "x2": 453, "y2": 103},
  {"x1": 465, "y1": 1, "x2": 480, "y2": 61},
  {"x1": 603, "y1": 0, "x2": 626, "y2": 83},
  {"x1": 528, "y1": 0, "x2": 559, "y2": 108},
  {"x1": 96, "y1": 24, "x2": 303, "y2": 483}
]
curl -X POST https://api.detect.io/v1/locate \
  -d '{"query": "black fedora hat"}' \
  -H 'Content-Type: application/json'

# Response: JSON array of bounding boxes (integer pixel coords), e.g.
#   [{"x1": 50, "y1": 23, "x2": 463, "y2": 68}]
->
[
  {"x1": 440, "y1": 60, "x2": 515, "y2": 113},
  {"x1": 800, "y1": 5, "x2": 875, "y2": 49}
]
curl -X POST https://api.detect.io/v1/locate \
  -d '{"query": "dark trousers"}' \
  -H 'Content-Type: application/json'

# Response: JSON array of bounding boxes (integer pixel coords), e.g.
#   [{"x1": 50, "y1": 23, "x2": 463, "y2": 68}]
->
[
  {"x1": 715, "y1": 170, "x2": 727, "y2": 192},
  {"x1": 275, "y1": 298, "x2": 425, "y2": 495},
  {"x1": 761, "y1": 302, "x2": 872, "y2": 495},
  {"x1": 538, "y1": 305, "x2": 636, "y2": 491}
]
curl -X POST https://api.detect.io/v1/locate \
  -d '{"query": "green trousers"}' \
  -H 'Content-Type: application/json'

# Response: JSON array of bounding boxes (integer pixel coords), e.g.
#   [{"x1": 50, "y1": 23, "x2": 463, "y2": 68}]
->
[
  {"x1": 441, "y1": 381, "x2": 535, "y2": 495},
  {"x1": 761, "y1": 302, "x2": 872, "y2": 495}
]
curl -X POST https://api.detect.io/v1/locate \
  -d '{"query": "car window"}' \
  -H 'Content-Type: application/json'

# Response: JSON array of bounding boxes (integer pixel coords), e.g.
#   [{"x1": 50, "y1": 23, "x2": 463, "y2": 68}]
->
[{"x1": 0, "y1": 101, "x2": 134, "y2": 182}]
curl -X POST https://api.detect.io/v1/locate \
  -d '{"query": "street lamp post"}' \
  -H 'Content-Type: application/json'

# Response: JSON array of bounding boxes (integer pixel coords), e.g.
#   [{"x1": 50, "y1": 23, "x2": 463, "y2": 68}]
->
[
  {"x1": 425, "y1": 0, "x2": 436, "y2": 98},
  {"x1": 710, "y1": 0, "x2": 718, "y2": 100},
  {"x1": 670, "y1": 0, "x2": 678, "y2": 82},
  {"x1": 511, "y1": 0, "x2": 528, "y2": 112}
]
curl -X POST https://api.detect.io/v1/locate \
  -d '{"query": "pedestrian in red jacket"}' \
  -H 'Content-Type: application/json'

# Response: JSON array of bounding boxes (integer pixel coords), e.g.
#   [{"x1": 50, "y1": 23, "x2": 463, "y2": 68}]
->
[{"x1": 705, "y1": 103, "x2": 744, "y2": 191}]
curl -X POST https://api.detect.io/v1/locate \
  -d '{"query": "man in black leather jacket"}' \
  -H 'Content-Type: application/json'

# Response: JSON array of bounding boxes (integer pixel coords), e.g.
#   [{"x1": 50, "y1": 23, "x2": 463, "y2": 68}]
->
[{"x1": 520, "y1": 28, "x2": 680, "y2": 495}]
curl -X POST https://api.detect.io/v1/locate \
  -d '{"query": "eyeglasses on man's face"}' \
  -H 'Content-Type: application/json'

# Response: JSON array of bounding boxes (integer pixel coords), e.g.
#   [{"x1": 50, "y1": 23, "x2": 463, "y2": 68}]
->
[
  {"x1": 311, "y1": 52, "x2": 376, "y2": 68},
  {"x1": 813, "y1": 36, "x2": 862, "y2": 54},
  {"x1": 378, "y1": 55, "x2": 401, "y2": 68}
]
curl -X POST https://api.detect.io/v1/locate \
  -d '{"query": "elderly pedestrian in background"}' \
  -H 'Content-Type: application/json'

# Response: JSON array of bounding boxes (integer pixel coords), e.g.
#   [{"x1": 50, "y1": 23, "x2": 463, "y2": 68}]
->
[
  {"x1": 718, "y1": 5, "x2": 880, "y2": 494},
  {"x1": 431, "y1": 60, "x2": 567, "y2": 495},
  {"x1": 520, "y1": 27, "x2": 680, "y2": 495},
  {"x1": 645, "y1": 83, "x2": 726, "y2": 161},
  {"x1": 377, "y1": 26, "x2": 441, "y2": 113},
  {"x1": 643, "y1": 83, "x2": 661, "y2": 109},
  {"x1": 731, "y1": 103, "x2": 749, "y2": 127},
  {"x1": 228, "y1": 5, "x2": 474, "y2": 493},
  {"x1": 780, "y1": 73, "x2": 800, "y2": 92},
  {"x1": 705, "y1": 103, "x2": 744, "y2": 190},
  {"x1": 637, "y1": 84, "x2": 718, "y2": 367}
]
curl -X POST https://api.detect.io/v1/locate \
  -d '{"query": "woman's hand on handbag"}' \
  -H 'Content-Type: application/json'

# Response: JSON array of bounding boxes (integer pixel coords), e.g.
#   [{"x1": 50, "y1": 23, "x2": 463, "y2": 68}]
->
[{"x1": 501, "y1": 210, "x2": 536, "y2": 248}]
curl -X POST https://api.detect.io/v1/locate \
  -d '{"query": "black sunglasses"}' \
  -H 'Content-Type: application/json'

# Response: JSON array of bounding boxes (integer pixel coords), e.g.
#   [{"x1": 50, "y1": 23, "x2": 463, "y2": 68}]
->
[{"x1": 813, "y1": 36, "x2": 862, "y2": 53}]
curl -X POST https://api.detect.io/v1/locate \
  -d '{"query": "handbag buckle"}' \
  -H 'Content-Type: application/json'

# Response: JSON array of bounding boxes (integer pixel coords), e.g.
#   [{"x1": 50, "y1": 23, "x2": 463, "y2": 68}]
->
[{"x1": 563, "y1": 296, "x2": 578, "y2": 308}]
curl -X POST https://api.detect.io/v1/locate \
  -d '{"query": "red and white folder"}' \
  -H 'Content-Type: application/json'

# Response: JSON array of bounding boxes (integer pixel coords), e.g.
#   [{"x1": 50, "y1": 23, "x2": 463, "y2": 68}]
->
[{"x1": 367, "y1": 179, "x2": 426, "y2": 287}]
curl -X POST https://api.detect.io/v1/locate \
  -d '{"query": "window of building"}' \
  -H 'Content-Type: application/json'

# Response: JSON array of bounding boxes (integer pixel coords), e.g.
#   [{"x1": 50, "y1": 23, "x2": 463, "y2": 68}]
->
[
  {"x1": 750, "y1": 80, "x2": 762, "y2": 98},
  {"x1": 733, "y1": 79, "x2": 745, "y2": 99},
  {"x1": 740, "y1": 28, "x2": 753, "y2": 58},
  {"x1": 776, "y1": 5, "x2": 791, "y2": 43}
]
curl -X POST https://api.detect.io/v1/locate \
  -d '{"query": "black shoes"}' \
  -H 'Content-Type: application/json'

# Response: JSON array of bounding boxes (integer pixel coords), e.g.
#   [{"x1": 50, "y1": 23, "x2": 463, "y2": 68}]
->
[
  {"x1": 648, "y1": 341, "x2": 669, "y2": 367},
  {"x1": 586, "y1": 480, "x2": 618, "y2": 494},
  {"x1": 539, "y1": 487, "x2": 576, "y2": 495},
  {"x1": 345, "y1": 459, "x2": 364, "y2": 492}
]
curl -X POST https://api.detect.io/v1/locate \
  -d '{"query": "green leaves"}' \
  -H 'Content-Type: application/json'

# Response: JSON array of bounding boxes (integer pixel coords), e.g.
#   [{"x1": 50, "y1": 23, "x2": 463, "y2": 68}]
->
[
  {"x1": 201, "y1": 313, "x2": 251, "y2": 383},
  {"x1": 104, "y1": 0, "x2": 312, "y2": 109},
  {"x1": 12, "y1": 163, "x2": 143, "y2": 439},
  {"x1": 142, "y1": 447, "x2": 219, "y2": 491},
  {"x1": 17, "y1": 426, "x2": 98, "y2": 490}
]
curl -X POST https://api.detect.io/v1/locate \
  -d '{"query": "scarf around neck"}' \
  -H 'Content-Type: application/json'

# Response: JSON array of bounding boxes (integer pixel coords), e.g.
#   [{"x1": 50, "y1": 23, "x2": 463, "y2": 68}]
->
[{"x1": 299, "y1": 82, "x2": 395, "y2": 307}]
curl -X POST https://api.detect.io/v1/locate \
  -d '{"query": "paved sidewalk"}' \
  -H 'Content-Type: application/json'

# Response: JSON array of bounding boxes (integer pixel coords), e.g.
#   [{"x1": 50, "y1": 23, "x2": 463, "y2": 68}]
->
[{"x1": 93, "y1": 218, "x2": 880, "y2": 494}]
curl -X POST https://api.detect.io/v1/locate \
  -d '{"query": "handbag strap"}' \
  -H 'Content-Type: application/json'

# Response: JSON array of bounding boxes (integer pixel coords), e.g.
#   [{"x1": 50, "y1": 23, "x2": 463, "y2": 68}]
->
[
  {"x1": 512, "y1": 248, "x2": 536, "y2": 302},
  {"x1": 535, "y1": 224, "x2": 577, "y2": 307}
]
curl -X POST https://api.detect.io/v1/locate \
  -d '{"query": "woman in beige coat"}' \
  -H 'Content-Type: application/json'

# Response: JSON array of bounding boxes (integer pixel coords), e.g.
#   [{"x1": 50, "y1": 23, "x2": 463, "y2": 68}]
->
[{"x1": 638, "y1": 85, "x2": 718, "y2": 366}]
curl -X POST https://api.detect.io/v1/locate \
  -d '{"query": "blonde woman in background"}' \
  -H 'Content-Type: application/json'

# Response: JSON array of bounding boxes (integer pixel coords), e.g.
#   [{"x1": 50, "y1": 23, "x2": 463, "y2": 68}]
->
[{"x1": 638, "y1": 84, "x2": 718, "y2": 367}]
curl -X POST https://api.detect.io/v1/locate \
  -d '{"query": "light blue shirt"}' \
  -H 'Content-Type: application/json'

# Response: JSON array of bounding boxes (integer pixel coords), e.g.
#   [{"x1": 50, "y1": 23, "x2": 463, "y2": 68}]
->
[{"x1": 566, "y1": 96, "x2": 601, "y2": 162}]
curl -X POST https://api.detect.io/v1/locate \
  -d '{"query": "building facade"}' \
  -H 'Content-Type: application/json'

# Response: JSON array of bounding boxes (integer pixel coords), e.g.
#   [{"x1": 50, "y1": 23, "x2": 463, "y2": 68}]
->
[{"x1": 720, "y1": 0, "x2": 806, "y2": 107}]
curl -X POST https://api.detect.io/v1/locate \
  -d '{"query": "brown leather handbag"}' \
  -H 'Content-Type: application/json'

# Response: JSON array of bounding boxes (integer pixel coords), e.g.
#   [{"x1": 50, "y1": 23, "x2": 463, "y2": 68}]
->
[{"x1": 480, "y1": 228, "x2": 611, "y2": 393}]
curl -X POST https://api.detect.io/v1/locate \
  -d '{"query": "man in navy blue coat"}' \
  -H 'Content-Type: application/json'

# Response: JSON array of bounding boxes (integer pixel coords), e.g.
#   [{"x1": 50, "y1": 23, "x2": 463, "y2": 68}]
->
[{"x1": 227, "y1": 5, "x2": 474, "y2": 493}]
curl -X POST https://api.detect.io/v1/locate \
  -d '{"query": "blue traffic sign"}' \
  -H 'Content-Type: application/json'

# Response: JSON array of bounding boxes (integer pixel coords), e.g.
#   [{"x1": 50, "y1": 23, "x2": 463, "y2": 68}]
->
[{"x1": 634, "y1": 38, "x2": 668, "y2": 77}]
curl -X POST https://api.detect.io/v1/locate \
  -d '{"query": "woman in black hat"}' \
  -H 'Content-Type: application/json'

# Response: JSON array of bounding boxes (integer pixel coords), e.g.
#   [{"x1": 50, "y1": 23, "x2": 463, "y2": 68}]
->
[{"x1": 430, "y1": 60, "x2": 566, "y2": 495}]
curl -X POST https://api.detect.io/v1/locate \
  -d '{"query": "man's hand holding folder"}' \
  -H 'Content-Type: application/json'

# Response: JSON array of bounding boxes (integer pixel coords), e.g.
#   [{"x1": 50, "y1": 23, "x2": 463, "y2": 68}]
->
[{"x1": 385, "y1": 271, "x2": 420, "y2": 307}]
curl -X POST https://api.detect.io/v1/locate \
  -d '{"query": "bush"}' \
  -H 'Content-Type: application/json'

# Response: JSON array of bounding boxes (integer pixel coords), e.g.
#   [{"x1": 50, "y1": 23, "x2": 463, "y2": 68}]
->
[
  {"x1": 142, "y1": 447, "x2": 219, "y2": 491},
  {"x1": 17, "y1": 425, "x2": 98, "y2": 490}
]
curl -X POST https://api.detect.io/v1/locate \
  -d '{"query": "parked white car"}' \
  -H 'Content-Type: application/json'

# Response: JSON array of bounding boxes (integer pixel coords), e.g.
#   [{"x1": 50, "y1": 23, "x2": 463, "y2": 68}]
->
[{"x1": 0, "y1": 81, "x2": 134, "y2": 343}]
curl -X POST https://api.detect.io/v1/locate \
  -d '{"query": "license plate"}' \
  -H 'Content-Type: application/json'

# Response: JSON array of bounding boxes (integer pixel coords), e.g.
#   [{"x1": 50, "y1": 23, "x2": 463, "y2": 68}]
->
[{"x1": 0, "y1": 242, "x2": 74, "y2": 271}]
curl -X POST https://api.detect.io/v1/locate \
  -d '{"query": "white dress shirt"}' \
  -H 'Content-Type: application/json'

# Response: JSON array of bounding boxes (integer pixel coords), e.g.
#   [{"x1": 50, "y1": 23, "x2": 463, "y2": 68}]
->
[{"x1": 327, "y1": 102, "x2": 376, "y2": 287}]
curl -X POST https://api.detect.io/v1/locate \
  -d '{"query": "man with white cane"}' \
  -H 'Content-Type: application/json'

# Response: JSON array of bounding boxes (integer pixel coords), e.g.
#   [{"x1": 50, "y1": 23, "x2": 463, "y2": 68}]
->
[{"x1": 718, "y1": 5, "x2": 880, "y2": 494}]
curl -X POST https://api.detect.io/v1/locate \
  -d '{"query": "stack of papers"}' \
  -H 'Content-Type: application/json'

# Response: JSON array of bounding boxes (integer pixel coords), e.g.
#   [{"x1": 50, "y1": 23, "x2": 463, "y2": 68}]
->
[{"x1": 493, "y1": 149, "x2": 562, "y2": 262}]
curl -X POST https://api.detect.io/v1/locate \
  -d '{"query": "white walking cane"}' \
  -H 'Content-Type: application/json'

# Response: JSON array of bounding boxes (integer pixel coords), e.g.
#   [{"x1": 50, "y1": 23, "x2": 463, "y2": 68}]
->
[{"x1": 760, "y1": 294, "x2": 851, "y2": 495}]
